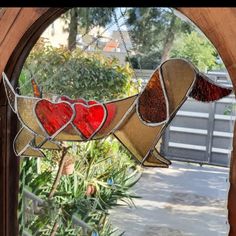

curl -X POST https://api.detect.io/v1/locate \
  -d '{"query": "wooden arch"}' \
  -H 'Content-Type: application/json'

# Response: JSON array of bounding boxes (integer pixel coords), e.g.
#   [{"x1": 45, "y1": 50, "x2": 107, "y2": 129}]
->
[{"x1": 0, "y1": 7, "x2": 236, "y2": 236}]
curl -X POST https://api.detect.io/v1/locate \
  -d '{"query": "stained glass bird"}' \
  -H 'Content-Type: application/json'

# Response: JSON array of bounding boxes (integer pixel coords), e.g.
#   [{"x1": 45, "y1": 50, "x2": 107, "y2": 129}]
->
[{"x1": 2, "y1": 59, "x2": 233, "y2": 168}]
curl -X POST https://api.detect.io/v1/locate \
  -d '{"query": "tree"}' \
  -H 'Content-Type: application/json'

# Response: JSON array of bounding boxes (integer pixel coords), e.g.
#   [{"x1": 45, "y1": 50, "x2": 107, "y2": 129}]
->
[
  {"x1": 63, "y1": 7, "x2": 195, "y2": 68},
  {"x1": 68, "y1": 8, "x2": 78, "y2": 51},
  {"x1": 170, "y1": 31, "x2": 220, "y2": 71},
  {"x1": 20, "y1": 38, "x2": 137, "y2": 101},
  {"x1": 62, "y1": 8, "x2": 115, "y2": 51},
  {"x1": 125, "y1": 8, "x2": 194, "y2": 69}
]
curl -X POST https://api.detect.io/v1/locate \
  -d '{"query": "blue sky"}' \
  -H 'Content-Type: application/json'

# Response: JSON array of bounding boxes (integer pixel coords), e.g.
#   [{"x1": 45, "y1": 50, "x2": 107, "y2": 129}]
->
[{"x1": 107, "y1": 8, "x2": 128, "y2": 35}]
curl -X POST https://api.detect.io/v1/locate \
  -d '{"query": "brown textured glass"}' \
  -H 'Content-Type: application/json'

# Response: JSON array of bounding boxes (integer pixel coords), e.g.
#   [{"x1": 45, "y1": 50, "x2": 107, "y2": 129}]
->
[
  {"x1": 138, "y1": 70, "x2": 167, "y2": 123},
  {"x1": 5, "y1": 81, "x2": 16, "y2": 111},
  {"x1": 189, "y1": 73, "x2": 232, "y2": 102}
]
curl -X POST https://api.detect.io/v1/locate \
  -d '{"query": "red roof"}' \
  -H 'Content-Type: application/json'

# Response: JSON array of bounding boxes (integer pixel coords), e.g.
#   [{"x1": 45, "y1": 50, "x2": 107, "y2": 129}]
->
[{"x1": 103, "y1": 40, "x2": 119, "y2": 52}]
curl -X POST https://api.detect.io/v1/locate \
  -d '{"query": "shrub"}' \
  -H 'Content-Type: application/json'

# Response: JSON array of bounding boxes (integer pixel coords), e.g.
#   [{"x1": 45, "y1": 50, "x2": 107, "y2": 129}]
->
[
  {"x1": 20, "y1": 38, "x2": 138, "y2": 101},
  {"x1": 170, "y1": 31, "x2": 219, "y2": 72}
]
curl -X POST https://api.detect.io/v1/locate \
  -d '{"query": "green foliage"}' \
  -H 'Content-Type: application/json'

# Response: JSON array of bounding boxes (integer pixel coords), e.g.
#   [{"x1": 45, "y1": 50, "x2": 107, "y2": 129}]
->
[
  {"x1": 126, "y1": 8, "x2": 194, "y2": 69},
  {"x1": 61, "y1": 8, "x2": 114, "y2": 36},
  {"x1": 126, "y1": 8, "x2": 223, "y2": 71},
  {"x1": 128, "y1": 51, "x2": 162, "y2": 70},
  {"x1": 170, "y1": 31, "x2": 219, "y2": 71},
  {"x1": 76, "y1": 8, "x2": 114, "y2": 33},
  {"x1": 22, "y1": 139, "x2": 141, "y2": 235},
  {"x1": 60, "y1": 8, "x2": 114, "y2": 50},
  {"x1": 20, "y1": 38, "x2": 138, "y2": 101}
]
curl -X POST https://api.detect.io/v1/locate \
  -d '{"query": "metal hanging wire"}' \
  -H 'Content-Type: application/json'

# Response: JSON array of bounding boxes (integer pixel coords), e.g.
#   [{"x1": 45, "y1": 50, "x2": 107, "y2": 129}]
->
[
  {"x1": 118, "y1": 8, "x2": 145, "y2": 87},
  {"x1": 112, "y1": 9, "x2": 145, "y2": 168},
  {"x1": 113, "y1": 8, "x2": 144, "y2": 91}
]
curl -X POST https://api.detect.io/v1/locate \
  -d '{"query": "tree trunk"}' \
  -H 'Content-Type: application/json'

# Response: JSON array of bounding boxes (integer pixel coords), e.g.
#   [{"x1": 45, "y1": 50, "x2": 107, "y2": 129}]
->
[
  {"x1": 161, "y1": 15, "x2": 177, "y2": 63},
  {"x1": 48, "y1": 146, "x2": 71, "y2": 199},
  {"x1": 68, "y1": 8, "x2": 78, "y2": 51}
]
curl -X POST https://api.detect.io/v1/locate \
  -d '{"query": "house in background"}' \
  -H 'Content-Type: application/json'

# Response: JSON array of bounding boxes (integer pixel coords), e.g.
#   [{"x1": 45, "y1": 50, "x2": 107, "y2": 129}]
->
[
  {"x1": 103, "y1": 39, "x2": 120, "y2": 52},
  {"x1": 41, "y1": 18, "x2": 134, "y2": 65},
  {"x1": 41, "y1": 18, "x2": 68, "y2": 47},
  {"x1": 99, "y1": 30, "x2": 134, "y2": 65}
]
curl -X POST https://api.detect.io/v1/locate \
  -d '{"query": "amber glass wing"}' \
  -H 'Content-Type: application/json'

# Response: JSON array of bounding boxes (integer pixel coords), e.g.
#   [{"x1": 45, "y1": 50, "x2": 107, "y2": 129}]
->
[{"x1": 138, "y1": 69, "x2": 167, "y2": 124}]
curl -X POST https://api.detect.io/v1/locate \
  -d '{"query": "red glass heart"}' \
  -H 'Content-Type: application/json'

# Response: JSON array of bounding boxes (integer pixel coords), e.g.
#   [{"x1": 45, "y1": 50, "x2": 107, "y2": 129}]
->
[
  {"x1": 60, "y1": 95, "x2": 87, "y2": 105},
  {"x1": 35, "y1": 100, "x2": 73, "y2": 137},
  {"x1": 73, "y1": 103, "x2": 106, "y2": 139},
  {"x1": 87, "y1": 100, "x2": 98, "y2": 105}
]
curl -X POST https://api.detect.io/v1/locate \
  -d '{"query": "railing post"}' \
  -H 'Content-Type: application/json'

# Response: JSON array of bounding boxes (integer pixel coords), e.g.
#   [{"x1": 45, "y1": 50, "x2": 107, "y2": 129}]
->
[{"x1": 205, "y1": 98, "x2": 216, "y2": 164}]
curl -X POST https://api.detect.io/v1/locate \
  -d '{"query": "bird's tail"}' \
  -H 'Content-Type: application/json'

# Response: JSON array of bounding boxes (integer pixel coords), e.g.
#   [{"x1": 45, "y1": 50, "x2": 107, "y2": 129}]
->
[{"x1": 2, "y1": 72, "x2": 17, "y2": 113}]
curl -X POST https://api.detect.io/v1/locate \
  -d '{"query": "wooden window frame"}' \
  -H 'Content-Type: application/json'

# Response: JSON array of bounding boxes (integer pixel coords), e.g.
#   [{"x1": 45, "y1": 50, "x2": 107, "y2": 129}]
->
[{"x1": 0, "y1": 7, "x2": 235, "y2": 236}]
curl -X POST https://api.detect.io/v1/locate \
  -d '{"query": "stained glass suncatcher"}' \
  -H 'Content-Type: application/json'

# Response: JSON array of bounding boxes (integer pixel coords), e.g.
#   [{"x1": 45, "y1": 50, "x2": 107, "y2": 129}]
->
[{"x1": 2, "y1": 58, "x2": 233, "y2": 168}]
